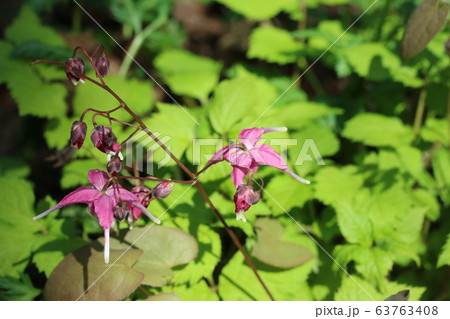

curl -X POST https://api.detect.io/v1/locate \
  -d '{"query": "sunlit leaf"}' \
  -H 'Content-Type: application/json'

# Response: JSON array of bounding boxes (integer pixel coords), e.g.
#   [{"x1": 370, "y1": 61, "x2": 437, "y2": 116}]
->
[{"x1": 437, "y1": 235, "x2": 450, "y2": 268}]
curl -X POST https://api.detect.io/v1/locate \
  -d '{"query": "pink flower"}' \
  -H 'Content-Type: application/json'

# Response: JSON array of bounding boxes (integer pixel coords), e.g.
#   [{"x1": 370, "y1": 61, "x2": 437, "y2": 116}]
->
[
  {"x1": 233, "y1": 185, "x2": 260, "y2": 222},
  {"x1": 126, "y1": 186, "x2": 152, "y2": 222},
  {"x1": 208, "y1": 127, "x2": 310, "y2": 188},
  {"x1": 33, "y1": 170, "x2": 160, "y2": 263}
]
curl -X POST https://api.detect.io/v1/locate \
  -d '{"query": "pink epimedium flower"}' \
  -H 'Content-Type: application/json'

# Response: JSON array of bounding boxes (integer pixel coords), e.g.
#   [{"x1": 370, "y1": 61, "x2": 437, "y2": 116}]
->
[
  {"x1": 233, "y1": 184, "x2": 260, "y2": 222},
  {"x1": 208, "y1": 127, "x2": 310, "y2": 188},
  {"x1": 126, "y1": 186, "x2": 152, "y2": 222},
  {"x1": 33, "y1": 170, "x2": 160, "y2": 263}
]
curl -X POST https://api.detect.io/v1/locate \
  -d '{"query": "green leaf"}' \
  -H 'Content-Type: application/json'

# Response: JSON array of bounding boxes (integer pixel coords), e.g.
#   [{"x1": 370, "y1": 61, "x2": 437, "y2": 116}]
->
[
  {"x1": 263, "y1": 174, "x2": 314, "y2": 214},
  {"x1": 335, "y1": 203, "x2": 372, "y2": 248},
  {"x1": 44, "y1": 245, "x2": 144, "y2": 301},
  {"x1": 216, "y1": 0, "x2": 298, "y2": 20},
  {"x1": 354, "y1": 247, "x2": 394, "y2": 283},
  {"x1": 379, "y1": 280, "x2": 426, "y2": 301},
  {"x1": 0, "y1": 177, "x2": 41, "y2": 277},
  {"x1": 0, "y1": 274, "x2": 41, "y2": 301},
  {"x1": 342, "y1": 43, "x2": 422, "y2": 87},
  {"x1": 421, "y1": 118, "x2": 448, "y2": 146},
  {"x1": 208, "y1": 75, "x2": 277, "y2": 134},
  {"x1": 248, "y1": 26, "x2": 303, "y2": 64},
  {"x1": 154, "y1": 49, "x2": 222, "y2": 101},
  {"x1": 402, "y1": 0, "x2": 450, "y2": 60},
  {"x1": 437, "y1": 235, "x2": 450, "y2": 267},
  {"x1": 292, "y1": 124, "x2": 340, "y2": 158},
  {"x1": 73, "y1": 73, "x2": 154, "y2": 121},
  {"x1": 342, "y1": 113, "x2": 414, "y2": 148},
  {"x1": 251, "y1": 218, "x2": 314, "y2": 268},
  {"x1": 0, "y1": 157, "x2": 30, "y2": 178},
  {"x1": 278, "y1": 101, "x2": 343, "y2": 129},
  {"x1": 141, "y1": 103, "x2": 197, "y2": 164},
  {"x1": 61, "y1": 159, "x2": 104, "y2": 189},
  {"x1": 218, "y1": 240, "x2": 315, "y2": 300},
  {"x1": 5, "y1": 6, "x2": 66, "y2": 47},
  {"x1": 334, "y1": 275, "x2": 381, "y2": 301},
  {"x1": 411, "y1": 188, "x2": 440, "y2": 221},
  {"x1": 114, "y1": 226, "x2": 198, "y2": 287},
  {"x1": 157, "y1": 280, "x2": 220, "y2": 301},
  {"x1": 314, "y1": 166, "x2": 364, "y2": 207},
  {"x1": 432, "y1": 148, "x2": 450, "y2": 204},
  {"x1": 7, "y1": 64, "x2": 68, "y2": 119}
]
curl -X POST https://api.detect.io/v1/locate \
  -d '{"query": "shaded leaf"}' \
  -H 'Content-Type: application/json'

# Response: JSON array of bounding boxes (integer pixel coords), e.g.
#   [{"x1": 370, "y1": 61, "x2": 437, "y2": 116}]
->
[
  {"x1": 44, "y1": 245, "x2": 144, "y2": 301},
  {"x1": 109, "y1": 226, "x2": 198, "y2": 287},
  {"x1": 0, "y1": 274, "x2": 41, "y2": 301},
  {"x1": 251, "y1": 218, "x2": 314, "y2": 268},
  {"x1": 402, "y1": 0, "x2": 449, "y2": 60},
  {"x1": 385, "y1": 289, "x2": 410, "y2": 301},
  {"x1": 217, "y1": 0, "x2": 298, "y2": 20},
  {"x1": 437, "y1": 235, "x2": 450, "y2": 267}
]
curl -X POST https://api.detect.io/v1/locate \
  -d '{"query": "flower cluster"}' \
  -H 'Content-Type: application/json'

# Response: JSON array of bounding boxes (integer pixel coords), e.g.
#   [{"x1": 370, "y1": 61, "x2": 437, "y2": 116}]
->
[{"x1": 208, "y1": 127, "x2": 310, "y2": 222}]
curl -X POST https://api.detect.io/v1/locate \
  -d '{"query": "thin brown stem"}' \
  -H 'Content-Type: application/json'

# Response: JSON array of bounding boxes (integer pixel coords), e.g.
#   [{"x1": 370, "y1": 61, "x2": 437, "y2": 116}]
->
[
  {"x1": 194, "y1": 182, "x2": 275, "y2": 301},
  {"x1": 116, "y1": 175, "x2": 195, "y2": 185}
]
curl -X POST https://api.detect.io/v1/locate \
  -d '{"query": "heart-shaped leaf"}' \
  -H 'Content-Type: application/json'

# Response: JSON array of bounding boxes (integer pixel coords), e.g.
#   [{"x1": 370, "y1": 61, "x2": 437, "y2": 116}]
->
[
  {"x1": 251, "y1": 218, "x2": 314, "y2": 268},
  {"x1": 109, "y1": 226, "x2": 198, "y2": 287},
  {"x1": 44, "y1": 244, "x2": 144, "y2": 301},
  {"x1": 401, "y1": 0, "x2": 449, "y2": 60}
]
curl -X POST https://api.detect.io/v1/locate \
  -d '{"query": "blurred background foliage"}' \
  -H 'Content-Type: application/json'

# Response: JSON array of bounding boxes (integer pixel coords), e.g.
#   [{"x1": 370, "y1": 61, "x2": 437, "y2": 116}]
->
[{"x1": 0, "y1": 0, "x2": 450, "y2": 301}]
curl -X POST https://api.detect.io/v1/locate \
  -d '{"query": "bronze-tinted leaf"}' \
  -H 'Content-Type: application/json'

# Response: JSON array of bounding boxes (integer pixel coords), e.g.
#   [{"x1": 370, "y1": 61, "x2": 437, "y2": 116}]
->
[
  {"x1": 106, "y1": 226, "x2": 198, "y2": 287},
  {"x1": 251, "y1": 218, "x2": 314, "y2": 269},
  {"x1": 401, "y1": 0, "x2": 449, "y2": 60},
  {"x1": 146, "y1": 293, "x2": 181, "y2": 301},
  {"x1": 44, "y1": 244, "x2": 144, "y2": 301},
  {"x1": 385, "y1": 289, "x2": 410, "y2": 301}
]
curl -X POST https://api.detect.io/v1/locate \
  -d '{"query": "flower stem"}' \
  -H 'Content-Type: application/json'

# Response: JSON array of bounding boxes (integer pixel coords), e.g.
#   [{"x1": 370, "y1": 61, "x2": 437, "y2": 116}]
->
[{"x1": 413, "y1": 86, "x2": 428, "y2": 139}]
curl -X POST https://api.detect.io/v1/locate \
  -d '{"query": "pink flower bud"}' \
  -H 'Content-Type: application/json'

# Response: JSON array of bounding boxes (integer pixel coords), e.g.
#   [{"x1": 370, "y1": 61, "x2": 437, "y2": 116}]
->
[
  {"x1": 107, "y1": 155, "x2": 122, "y2": 176},
  {"x1": 114, "y1": 204, "x2": 131, "y2": 221},
  {"x1": 153, "y1": 181, "x2": 174, "y2": 199},
  {"x1": 233, "y1": 185, "x2": 260, "y2": 222},
  {"x1": 70, "y1": 121, "x2": 87, "y2": 149},
  {"x1": 90, "y1": 126, "x2": 118, "y2": 154},
  {"x1": 95, "y1": 56, "x2": 110, "y2": 78},
  {"x1": 65, "y1": 58, "x2": 85, "y2": 86}
]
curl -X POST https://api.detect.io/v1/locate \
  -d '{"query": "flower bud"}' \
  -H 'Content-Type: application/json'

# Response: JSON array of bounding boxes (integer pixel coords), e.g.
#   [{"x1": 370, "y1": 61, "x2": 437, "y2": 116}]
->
[
  {"x1": 91, "y1": 126, "x2": 118, "y2": 154},
  {"x1": 95, "y1": 56, "x2": 110, "y2": 78},
  {"x1": 233, "y1": 185, "x2": 260, "y2": 222},
  {"x1": 114, "y1": 204, "x2": 131, "y2": 221},
  {"x1": 65, "y1": 58, "x2": 85, "y2": 86},
  {"x1": 70, "y1": 121, "x2": 87, "y2": 149},
  {"x1": 107, "y1": 155, "x2": 122, "y2": 176},
  {"x1": 153, "y1": 181, "x2": 174, "y2": 199}
]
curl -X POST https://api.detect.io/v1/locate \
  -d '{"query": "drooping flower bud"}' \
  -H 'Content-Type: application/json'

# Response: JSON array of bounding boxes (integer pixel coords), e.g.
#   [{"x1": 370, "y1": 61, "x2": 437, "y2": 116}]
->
[
  {"x1": 153, "y1": 181, "x2": 174, "y2": 199},
  {"x1": 233, "y1": 185, "x2": 260, "y2": 222},
  {"x1": 65, "y1": 58, "x2": 85, "y2": 86},
  {"x1": 107, "y1": 155, "x2": 122, "y2": 176},
  {"x1": 113, "y1": 203, "x2": 131, "y2": 221},
  {"x1": 95, "y1": 56, "x2": 110, "y2": 78},
  {"x1": 70, "y1": 121, "x2": 87, "y2": 149},
  {"x1": 91, "y1": 126, "x2": 119, "y2": 154}
]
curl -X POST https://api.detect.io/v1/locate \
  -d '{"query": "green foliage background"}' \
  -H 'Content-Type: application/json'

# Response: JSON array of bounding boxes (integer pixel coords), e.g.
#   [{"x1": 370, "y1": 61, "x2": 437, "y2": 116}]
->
[{"x1": 0, "y1": 0, "x2": 449, "y2": 301}]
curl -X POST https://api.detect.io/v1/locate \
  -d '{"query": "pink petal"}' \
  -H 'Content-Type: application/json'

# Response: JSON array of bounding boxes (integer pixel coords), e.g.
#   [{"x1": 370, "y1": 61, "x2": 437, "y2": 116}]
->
[
  {"x1": 58, "y1": 187, "x2": 100, "y2": 206},
  {"x1": 239, "y1": 128, "x2": 265, "y2": 149},
  {"x1": 208, "y1": 144, "x2": 240, "y2": 165},
  {"x1": 283, "y1": 168, "x2": 311, "y2": 184},
  {"x1": 92, "y1": 194, "x2": 115, "y2": 229},
  {"x1": 106, "y1": 184, "x2": 139, "y2": 202},
  {"x1": 249, "y1": 144, "x2": 288, "y2": 170},
  {"x1": 227, "y1": 148, "x2": 253, "y2": 168},
  {"x1": 231, "y1": 166, "x2": 247, "y2": 188},
  {"x1": 88, "y1": 170, "x2": 110, "y2": 191}
]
